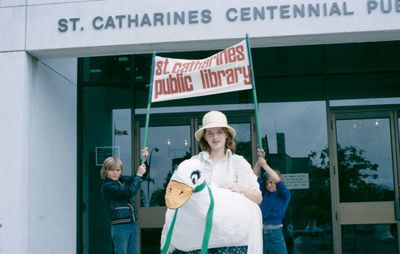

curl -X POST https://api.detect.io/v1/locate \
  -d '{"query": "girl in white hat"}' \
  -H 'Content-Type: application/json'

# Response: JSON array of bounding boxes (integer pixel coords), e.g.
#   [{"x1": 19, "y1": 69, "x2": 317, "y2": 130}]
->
[
  {"x1": 193, "y1": 110, "x2": 262, "y2": 204},
  {"x1": 170, "y1": 110, "x2": 262, "y2": 254}
]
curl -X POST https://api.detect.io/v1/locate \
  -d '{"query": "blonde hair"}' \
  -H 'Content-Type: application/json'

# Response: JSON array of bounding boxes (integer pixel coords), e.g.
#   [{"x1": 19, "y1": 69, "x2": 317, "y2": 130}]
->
[{"x1": 100, "y1": 156, "x2": 123, "y2": 180}]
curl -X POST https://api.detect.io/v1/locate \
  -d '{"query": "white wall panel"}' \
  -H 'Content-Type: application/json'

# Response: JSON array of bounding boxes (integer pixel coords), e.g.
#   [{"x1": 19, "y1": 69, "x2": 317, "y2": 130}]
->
[
  {"x1": 0, "y1": 6, "x2": 26, "y2": 51},
  {"x1": 0, "y1": 52, "x2": 77, "y2": 254},
  {"x1": 28, "y1": 57, "x2": 77, "y2": 254},
  {"x1": 28, "y1": 0, "x2": 96, "y2": 4},
  {"x1": 0, "y1": 52, "x2": 31, "y2": 254},
  {"x1": 0, "y1": 0, "x2": 26, "y2": 7}
]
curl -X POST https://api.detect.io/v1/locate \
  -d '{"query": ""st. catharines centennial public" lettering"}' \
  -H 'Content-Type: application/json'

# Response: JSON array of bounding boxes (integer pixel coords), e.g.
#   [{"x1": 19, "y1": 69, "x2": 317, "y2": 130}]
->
[{"x1": 57, "y1": 0, "x2": 400, "y2": 32}]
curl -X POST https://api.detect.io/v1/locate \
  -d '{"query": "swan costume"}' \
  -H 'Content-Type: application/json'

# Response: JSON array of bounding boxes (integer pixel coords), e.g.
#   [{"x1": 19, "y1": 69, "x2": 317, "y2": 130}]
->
[{"x1": 161, "y1": 158, "x2": 262, "y2": 254}]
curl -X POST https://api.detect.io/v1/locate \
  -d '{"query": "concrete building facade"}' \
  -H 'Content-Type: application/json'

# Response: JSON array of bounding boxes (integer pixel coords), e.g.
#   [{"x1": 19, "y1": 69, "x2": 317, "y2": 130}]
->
[{"x1": 1, "y1": 1, "x2": 400, "y2": 253}]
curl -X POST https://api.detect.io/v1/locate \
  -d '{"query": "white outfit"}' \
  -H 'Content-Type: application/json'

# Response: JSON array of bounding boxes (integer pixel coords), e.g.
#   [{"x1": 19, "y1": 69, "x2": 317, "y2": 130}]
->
[
  {"x1": 192, "y1": 150, "x2": 260, "y2": 192},
  {"x1": 190, "y1": 150, "x2": 263, "y2": 253},
  {"x1": 161, "y1": 156, "x2": 263, "y2": 254}
]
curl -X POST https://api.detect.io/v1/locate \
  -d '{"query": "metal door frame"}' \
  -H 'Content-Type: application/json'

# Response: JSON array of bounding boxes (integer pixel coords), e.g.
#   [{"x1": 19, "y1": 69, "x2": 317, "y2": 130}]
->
[{"x1": 328, "y1": 105, "x2": 400, "y2": 254}]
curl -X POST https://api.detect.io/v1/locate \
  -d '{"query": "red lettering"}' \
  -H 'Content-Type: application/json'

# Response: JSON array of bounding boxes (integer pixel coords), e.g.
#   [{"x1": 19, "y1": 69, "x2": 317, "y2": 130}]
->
[
  {"x1": 154, "y1": 58, "x2": 170, "y2": 75},
  {"x1": 155, "y1": 60, "x2": 164, "y2": 75},
  {"x1": 153, "y1": 74, "x2": 193, "y2": 100},
  {"x1": 200, "y1": 65, "x2": 252, "y2": 89},
  {"x1": 243, "y1": 65, "x2": 252, "y2": 84},
  {"x1": 235, "y1": 45, "x2": 245, "y2": 61},
  {"x1": 162, "y1": 58, "x2": 169, "y2": 74},
  {"x1": 226, "y1": 47, "x2": 236, "y2": 63},
  {"x1": 208, "y1": 43, "x2": 247, "y2": 66},
  {"x1": 172, "y1": 63, "x2": 181, "y2": 73}
]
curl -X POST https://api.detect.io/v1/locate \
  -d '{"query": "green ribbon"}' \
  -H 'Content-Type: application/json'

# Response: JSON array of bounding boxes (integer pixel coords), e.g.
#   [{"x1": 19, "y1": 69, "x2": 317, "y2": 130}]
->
[
  {"x1": 161, "y1": 209, "x2": 178, "y2": 254},
  {"x1": 200, "y1": 185, "x2": 214, "y2": 254},
  {"x1": 161, "y1": 181, "x2": 215, "y2": 254},
  {"x1": 194, "y1": 180, "x2": 207, "y2": 192}
]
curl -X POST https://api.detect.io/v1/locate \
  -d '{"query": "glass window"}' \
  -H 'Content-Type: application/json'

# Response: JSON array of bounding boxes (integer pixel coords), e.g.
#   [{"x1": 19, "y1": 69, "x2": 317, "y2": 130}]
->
[
  {"x1": 113, "y1": 109, "x2": 132, "y2": 172},
  {"x1": 342, "y1": 224, "x2": 398, "y2": 254},
  {"x1": 79, "y1": 84, "x2": 135, "y2": 254},
  {"x1": 79, "y1": 40, "x2": 400, "y2": 254},
  {"x1": 140, "y1": 125, "x2": 192, "y2": 207},
  {"x1": 336, "y1": 118, "x2": 394, "y2": 202},
  {"x1": 259, "y1": 101, "x2": 332, "y2": 254}
]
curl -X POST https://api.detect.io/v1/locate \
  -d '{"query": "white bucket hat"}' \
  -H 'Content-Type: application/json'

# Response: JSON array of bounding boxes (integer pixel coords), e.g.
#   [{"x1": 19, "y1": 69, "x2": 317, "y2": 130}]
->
[{"x1": 195, "y1": 111, "x2": 236, "y2": 141}]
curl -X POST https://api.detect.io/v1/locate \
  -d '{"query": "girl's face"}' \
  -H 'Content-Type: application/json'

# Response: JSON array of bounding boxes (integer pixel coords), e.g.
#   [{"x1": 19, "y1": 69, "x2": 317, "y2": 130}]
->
[
  {"x1": 107, "y1": 163, "x2": 122, "y2": 181},
  {"x1": 266, "y1": 179, "x2": 277, "y2": 192},
  {"x1": 204, "y1": 127, "x2": 227, "y2": 152}
]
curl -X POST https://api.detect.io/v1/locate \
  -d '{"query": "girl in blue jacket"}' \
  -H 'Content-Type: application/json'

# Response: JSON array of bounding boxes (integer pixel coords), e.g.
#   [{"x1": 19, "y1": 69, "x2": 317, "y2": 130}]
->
[{"x1": 100, "y1": 149, "x2": 148, "y2": 254}]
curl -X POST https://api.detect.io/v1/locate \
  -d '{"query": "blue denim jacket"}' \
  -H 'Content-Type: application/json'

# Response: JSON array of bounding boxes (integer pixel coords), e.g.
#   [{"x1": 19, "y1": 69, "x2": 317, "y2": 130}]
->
[{"x1": 101, "y1": 175, "x2": 142, "y2": 225}]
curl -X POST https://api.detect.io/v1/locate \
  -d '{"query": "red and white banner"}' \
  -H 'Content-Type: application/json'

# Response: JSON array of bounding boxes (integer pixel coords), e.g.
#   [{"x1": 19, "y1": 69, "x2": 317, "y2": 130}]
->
[{"x1": 151, "y1": 40, "x2": 252, "y2": 102}]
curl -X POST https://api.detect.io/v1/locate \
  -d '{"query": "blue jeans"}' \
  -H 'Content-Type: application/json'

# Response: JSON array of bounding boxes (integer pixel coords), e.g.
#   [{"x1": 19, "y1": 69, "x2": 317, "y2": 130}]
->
[
  {"x1": 111, "y1": 223, "x2": 138, "y2": 254},
  {"x1": 263, "y1": 227, "x2": 287, "y2": 254}
]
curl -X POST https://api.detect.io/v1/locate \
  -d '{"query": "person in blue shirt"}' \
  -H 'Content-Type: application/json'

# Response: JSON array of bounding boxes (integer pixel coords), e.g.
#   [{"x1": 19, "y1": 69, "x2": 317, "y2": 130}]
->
[{"x1": 253, "y1": 149, "x2": 291, "y2": 254}]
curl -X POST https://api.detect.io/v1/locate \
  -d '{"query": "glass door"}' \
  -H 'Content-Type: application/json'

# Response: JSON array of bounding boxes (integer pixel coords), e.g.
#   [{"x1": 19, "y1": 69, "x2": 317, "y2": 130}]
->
[
  {"x1": 330, "y1": 108, "x2": 400, "y2": 254},
  {"x1": 134, "y1": 110, "x2": 254, "y2": 254}
]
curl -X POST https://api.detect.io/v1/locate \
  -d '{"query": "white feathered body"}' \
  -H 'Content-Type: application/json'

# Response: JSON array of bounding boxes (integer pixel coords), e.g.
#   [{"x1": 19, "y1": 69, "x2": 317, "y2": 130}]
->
[{"x1": 164, "y1": 184, "x2": 261, "y2": 251}]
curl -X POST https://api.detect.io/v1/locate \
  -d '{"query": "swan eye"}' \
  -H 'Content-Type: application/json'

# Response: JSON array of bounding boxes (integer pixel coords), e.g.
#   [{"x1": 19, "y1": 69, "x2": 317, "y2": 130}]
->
[{"x1": 190, "y1": 170, "x2": 201, "y2": 185}]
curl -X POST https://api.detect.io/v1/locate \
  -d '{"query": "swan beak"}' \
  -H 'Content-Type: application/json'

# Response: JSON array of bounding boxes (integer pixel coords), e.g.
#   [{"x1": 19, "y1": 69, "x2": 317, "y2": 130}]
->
[{"x1": 165, "y1": 180, "x2": 193, "y2": 209}]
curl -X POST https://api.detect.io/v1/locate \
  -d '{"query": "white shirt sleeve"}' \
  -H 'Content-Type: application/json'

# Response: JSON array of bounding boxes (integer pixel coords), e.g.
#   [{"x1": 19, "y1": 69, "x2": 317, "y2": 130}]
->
[{"x1": 234, "y1": 155, "x2": 260, "y2": 192}]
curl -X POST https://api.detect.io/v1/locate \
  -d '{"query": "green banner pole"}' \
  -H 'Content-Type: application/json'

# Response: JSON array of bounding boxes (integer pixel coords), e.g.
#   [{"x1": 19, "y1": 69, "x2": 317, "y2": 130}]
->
[
  {"x1": 141, "y1": 51, "x2": 156, "y2": 164},
  {"x1": 246, "y1": 34, "x2": 262, "y2": 149}
]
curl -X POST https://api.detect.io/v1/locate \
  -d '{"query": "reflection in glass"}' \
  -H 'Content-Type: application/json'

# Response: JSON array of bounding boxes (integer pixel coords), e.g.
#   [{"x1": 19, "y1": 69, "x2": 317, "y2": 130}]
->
[
  {"x1": 342, "y1": 224, "x2": 398, "y2": 253},
  {"x1": 112, "y1": 109, "x2": 132, "y2": 172},
  {"x1": 336, "y1": 118, "x2": 394, "y2": 202},
  {"x1": 259, "y1": 101, "x2": 332, "y2": 253},
  {"x1": 230, "y1": 123, "x2": 251, "y2": 164},
  {"x1": 140, "y1": 125, "x2": 191, "y2": 207}
]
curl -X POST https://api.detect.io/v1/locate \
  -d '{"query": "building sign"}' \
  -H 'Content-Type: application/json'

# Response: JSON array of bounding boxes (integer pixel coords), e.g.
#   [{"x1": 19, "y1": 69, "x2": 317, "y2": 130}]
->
[
  {"x1": 56, "y1": 1, "x2": 400, "y2": 33},
  {"x1": 282, "y1": 173, "x2": 310, "y2": 190},
  {"x1": 95, "y1": 146, "x2": 120, "y2": 166},
  {"x1": 25, "y1": 0, "x2": 400, "y2": 55}
]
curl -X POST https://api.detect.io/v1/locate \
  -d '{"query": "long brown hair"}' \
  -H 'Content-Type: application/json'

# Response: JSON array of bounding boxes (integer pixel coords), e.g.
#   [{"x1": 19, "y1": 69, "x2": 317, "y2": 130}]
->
[{"x1": 198, "y1": 127, "x2": 236, "y2": 153}]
